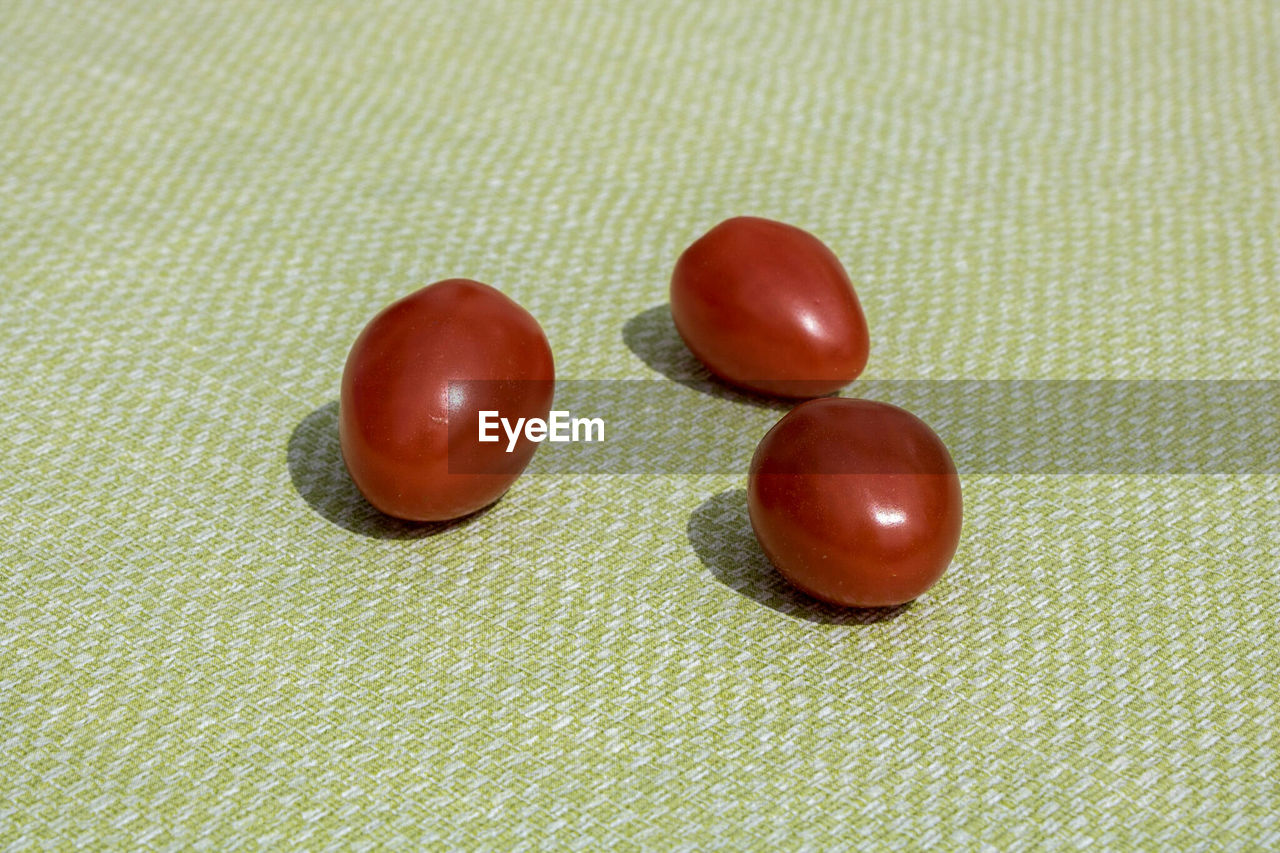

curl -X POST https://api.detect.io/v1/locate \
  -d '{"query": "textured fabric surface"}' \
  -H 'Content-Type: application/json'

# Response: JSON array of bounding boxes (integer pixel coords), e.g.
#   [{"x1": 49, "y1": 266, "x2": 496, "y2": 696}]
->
[{"x1": 2, "y1": 1, "x2": 1278, "y2": 848}]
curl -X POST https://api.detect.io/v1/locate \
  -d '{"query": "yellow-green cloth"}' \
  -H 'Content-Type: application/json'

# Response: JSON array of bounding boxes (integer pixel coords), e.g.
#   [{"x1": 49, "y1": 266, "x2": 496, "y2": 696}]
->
[{"x1": 2, "y1": 1, "x2": 1277, "y2": 847}]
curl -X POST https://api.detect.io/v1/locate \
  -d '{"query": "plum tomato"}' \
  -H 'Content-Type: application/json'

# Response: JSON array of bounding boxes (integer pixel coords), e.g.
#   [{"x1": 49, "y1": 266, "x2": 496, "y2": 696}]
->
[
  {"x1": 339, "y1": 279, "x2": 554, "y2": 522},
  {"x1": 669, "y1": 216, "x2": 870, "y2": 398},
  {"x1": 747, "y1": 397, "x2": 962, "y2": 607}
]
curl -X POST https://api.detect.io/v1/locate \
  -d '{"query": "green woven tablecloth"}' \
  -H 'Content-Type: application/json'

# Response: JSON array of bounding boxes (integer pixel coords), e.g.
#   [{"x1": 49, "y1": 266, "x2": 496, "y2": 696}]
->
[{"x1": 2, "y1": 1, "x2": 1277, "y2": 848}]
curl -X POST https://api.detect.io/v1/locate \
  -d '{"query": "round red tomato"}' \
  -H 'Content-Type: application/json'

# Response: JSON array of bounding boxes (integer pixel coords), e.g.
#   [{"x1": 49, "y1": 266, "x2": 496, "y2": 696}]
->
[
  {"x1": 747, "y1": 398, "x2": 962, "y2": 607},
  {"x1": 339, "y1": 279, "x2": 555, "y2": 522},
  {"x1": 670, "y1": 216, "x2": 870, "y2": 398}
]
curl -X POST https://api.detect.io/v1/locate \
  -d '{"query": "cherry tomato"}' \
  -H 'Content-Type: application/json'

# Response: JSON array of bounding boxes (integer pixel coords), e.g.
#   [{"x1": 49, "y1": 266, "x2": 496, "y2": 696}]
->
[
  {"x1": 669, "y1": 216, "x2": 870, "y2": 398},
  {"x1": 747, "y1": 398, "x2": 962, "y2": 607},
  {"x1": 339, "y1": 279, "x2": 555, "y2": 522}
]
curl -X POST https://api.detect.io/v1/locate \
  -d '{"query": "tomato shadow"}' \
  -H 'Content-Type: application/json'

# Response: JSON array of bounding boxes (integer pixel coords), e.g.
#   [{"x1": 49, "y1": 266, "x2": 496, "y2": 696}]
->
[
  {"x1": 622, "y1": 304, "x2": 790, "y2": 411},
  {"x1": 287, "y1": 401, "x2": 492, "y2": 539},
  {"x1": 687, "y1": 488, "x2": 913, "y2": 625}
]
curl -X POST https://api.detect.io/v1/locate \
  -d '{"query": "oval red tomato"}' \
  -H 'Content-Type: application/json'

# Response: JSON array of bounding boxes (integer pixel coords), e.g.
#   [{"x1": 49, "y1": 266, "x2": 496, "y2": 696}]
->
[
  {"x1": 747, "y1": 398, "x2": 962, "y2": 607},
  {"x1": 339, "y1": 279, "x2": 555, "y2": 522},
  {"x1": 669, "y1": 216, "x2": 870, "y2": 398}
]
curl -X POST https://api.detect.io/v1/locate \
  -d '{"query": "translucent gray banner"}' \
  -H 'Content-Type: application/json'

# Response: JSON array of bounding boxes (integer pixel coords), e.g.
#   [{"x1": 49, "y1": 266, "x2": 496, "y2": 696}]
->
[{"x1": 445, "y1": 380, "x2": 1279, "y2": 475}]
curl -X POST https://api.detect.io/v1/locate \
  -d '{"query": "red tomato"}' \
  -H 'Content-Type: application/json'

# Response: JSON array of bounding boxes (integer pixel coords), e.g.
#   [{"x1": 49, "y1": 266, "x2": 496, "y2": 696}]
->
[
  {"x1": 747, "y1": 398, "x2": 962, "y2": 607},
  {"x1": 669, "y1": 217, "x2": 870, "y2": 398},
  {"x1": 339, "y1": 279, "x2": 555, "y2": 521}
]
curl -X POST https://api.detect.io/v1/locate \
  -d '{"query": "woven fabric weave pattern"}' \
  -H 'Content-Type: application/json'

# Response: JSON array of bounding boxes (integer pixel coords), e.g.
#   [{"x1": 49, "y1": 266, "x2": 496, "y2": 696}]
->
[{"x1": 1, "y1": 1, "x2": 1277, "y2": 848}]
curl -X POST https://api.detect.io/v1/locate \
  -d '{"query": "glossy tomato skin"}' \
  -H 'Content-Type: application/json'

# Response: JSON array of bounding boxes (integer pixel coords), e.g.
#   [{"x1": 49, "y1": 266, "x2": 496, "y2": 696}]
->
[
  {"x1": 747, "y1": 398, "x2": 962, "y2": 607},
  {"x1": 339, "y1": 279, "x2": 554, "y2": 522},
  {"x1": 670, "y1": 217, "x2": 870, "y2": 398}
]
